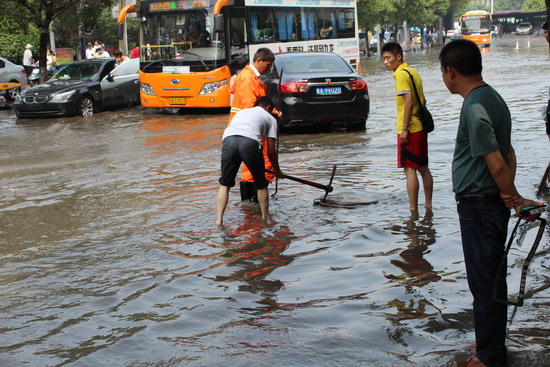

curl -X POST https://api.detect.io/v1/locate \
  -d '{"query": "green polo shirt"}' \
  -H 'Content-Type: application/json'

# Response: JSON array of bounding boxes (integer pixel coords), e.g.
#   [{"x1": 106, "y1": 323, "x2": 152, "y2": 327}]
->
[{"x1": 452, "y1": 84, "x2": 511, "y2": 195}]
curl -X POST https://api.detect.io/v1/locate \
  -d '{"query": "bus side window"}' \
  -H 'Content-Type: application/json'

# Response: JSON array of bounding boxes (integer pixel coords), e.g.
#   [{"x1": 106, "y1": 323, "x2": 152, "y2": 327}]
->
[
  {"x1": 335, "y1": 8, "x2": 355, "y2": 38},
  {"x1": 229, "y1": 7, "x2": 248, "y2": 70},
  {"x1": 250, "y1": 7, "x2": 275, "y2": 43}
]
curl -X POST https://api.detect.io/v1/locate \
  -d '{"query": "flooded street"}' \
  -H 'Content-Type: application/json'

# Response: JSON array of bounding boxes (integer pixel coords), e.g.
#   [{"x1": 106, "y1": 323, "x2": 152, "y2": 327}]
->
[{"x1": 1, "y1": 36, "x2": 549, "y2": 366}]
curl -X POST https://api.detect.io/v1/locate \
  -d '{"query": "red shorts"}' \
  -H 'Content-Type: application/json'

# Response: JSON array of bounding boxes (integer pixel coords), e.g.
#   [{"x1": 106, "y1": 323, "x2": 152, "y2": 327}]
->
[{"x1": 397, "y1": 131, "x2": 428, "y2": 168}]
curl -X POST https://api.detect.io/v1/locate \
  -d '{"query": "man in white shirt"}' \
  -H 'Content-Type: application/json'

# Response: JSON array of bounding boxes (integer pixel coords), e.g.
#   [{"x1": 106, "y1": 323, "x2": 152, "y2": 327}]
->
[
  {"x1": 86, "y1": 43, "x2": 95, "y2": 59},
  {"x1": 216, "y1": 96, "x2": 284, "y2": 225},
  {"x1": 23, "y1": 44, "x2": 34, "y2": 85}
]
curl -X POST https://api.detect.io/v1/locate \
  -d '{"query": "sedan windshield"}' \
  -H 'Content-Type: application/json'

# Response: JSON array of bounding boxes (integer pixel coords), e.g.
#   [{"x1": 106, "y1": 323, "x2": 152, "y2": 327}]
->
[
  {"x1": 280, "y1": 55, "x2": 353, "y2": 74},
  {"x1": 52, "y1": 63, "x2": 103, "y2": 81}
]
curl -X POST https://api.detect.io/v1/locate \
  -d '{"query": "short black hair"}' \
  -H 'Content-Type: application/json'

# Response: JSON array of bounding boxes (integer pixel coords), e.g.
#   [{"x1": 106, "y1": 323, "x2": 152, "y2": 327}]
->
[
  {"x1": 113, "y1": 50, "x2": 123, "y2": 57},
  {"x1": 254, "y1": 96, "x2": 274, "y2": 109},
  {"x1": 381, "y1": 42, "x2": 403, "y2": 57},
  {"x1": 439, "y1": 39, "x2": 482, "y2": 76},
  {"x1": 253, "y1": 48, "x2": 275, "y2": 63},
  {"x1": 543, "y1": 22, "x2": 548, "y2": 31}
]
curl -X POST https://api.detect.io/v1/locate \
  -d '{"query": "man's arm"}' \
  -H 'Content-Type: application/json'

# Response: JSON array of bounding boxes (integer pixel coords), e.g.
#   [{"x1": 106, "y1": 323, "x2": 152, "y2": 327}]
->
[
  {"x1": 484, "y1": 148, "x2": 543, "y2": 218},
  {"x1": 266, "y1": 138, "x2": 283, "y2": 178},
  {"x1": 400, "y1": 92, "x2": 413, "y2": 143},
  {"x1": 483, "y1": 149, "x2": 518, "y2": 205}
]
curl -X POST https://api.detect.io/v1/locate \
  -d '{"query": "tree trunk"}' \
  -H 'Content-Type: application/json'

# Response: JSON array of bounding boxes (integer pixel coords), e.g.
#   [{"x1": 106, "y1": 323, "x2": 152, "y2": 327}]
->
[{"x1": 39, "y1": 31, "x2": 49, "y2": 84}]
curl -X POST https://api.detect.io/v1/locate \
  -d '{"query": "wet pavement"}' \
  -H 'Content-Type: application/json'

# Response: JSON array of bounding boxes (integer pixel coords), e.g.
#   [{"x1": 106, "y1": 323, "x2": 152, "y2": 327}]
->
[{"x1": 1, "y1": 35, "x2": 549, "y2": 366}]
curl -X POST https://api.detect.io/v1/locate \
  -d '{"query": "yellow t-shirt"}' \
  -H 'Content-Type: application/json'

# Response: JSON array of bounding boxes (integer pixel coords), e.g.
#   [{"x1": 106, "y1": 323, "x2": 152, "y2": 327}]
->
[{"x1": 393, "y1": 62, "x2": 425, "y2": 133}]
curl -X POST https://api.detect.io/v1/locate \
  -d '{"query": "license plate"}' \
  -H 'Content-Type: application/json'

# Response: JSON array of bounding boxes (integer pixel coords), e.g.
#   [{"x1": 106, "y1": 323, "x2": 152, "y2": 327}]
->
[
  {"x1": 169, "y1": 97, "x2": 186, "y2": 105},
  {"x1": 316, "y1": 87, "x2": 341, "y2": 96}
]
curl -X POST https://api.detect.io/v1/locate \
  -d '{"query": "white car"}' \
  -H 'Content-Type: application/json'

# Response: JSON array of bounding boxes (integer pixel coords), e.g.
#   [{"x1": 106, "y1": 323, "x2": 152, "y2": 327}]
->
[
  {"x1": 516, "y1": 22, "x2": 533, "y2": 35},
  {"x1": 0, "y1": 57, "x2": 27, "y2": 100}
]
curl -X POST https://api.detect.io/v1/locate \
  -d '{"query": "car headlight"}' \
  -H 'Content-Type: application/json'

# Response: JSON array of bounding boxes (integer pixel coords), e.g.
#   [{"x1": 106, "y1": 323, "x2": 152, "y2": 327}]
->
[
  {"x1": 199, "y1": 79, "x2": 228, "y2": 95},
  {"x1": 141, "y1": 83, "x2": 155, "y2": 95},
  {"x1": 50, "y1": 90, "x2": 76, "y2": 103},
  {"x1": 14, "y1": 94, "x2": 22, "y2": 103}
]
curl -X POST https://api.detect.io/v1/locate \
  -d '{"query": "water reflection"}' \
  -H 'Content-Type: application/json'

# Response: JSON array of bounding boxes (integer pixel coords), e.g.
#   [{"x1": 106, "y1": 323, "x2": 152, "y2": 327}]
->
[
  {"x1": 141, "y1": 113, "x2": 226, "y2": 154},
  {"x1": 385, "y1": 211, "x2": 440, "y2": 287},
  {"x1": 383, "y1": 212, "x2": 442, "y2": 324}
]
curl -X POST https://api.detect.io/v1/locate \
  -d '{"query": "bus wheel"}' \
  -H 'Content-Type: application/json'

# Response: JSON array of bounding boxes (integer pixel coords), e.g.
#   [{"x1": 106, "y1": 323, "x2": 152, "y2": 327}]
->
[{"x1": 79, "y1": 96, "x2": 95, "y2": 117}]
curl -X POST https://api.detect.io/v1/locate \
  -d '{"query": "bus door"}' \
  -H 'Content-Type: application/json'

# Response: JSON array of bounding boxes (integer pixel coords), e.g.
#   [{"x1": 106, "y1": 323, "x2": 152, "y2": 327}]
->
[{"x1": 228, "y1": 7, "x2": 249, "y2": 72}]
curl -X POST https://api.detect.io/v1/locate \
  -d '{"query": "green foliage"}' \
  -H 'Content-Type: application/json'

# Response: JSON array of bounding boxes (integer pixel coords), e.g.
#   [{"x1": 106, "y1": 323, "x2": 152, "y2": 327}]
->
[
  {"x1": 494, "y1": 0, "x2": 525, "y2": 11},
  {"x1": 0, "y1": 6, "x2": 40, "y2": 64},
  {"x1": 522, "y1": 0, "x2": 545, "y2": 11},
  {"x1": 357, "y1": 0, "x2": 468, "y2": 31}
]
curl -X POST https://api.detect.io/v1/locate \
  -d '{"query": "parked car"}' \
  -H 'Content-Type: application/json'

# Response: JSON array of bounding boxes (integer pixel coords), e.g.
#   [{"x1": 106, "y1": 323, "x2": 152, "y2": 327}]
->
[
  {"x1": 262, "y1": 52, "x2": 369, "y2": 130},
  {"x1": 369, "y1": 30, "x2": 395, "y2": 52},
  {"x1": 516, "y1": 22, "x2": 533, "y2": 35},
  {"x1": 14, "y1": 58, "x2": 140, "y2": 118},
  {"x1": 0, "y1": 57, "x2": 27, "y2": 101},
  {"x1": 451, "y1": 28, "x2": 462, "y2": 40}
]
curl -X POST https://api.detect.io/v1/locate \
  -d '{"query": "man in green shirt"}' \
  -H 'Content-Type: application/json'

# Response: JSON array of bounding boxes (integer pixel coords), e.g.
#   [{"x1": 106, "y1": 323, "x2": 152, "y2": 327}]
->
[{"x1": 439, "y1": 39, "x2": 542, "y2": 367}]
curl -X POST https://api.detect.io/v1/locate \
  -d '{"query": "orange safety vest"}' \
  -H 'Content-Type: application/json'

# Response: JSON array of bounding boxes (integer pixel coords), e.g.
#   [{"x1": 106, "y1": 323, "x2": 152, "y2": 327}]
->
[{"x1": 228, "y1": 65, "x2": 274, "y2": 183}]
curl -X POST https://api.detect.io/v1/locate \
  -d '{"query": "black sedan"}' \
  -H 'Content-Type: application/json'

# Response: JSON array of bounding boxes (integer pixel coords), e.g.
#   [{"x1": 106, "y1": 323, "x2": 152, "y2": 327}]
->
[
  {"x1": 262, "y1": 52, "x2": 369, "y2": 130},
  {"x1": 14, "y1": 58, "x2": 140, "y2": 118}
]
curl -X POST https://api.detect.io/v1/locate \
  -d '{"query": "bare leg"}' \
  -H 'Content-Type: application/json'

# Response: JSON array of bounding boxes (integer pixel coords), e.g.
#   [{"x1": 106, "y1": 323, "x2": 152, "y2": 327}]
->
[
  {"x1": 257, "y1": 187, "x2": 269, "y2": 221},
  {"x1": 404, "y1": 167, "x2": 419, "y2": 212},
  {"x1": 216, "y1": 185, "x2": 230, "y2": 225},
  {"x1": 418, "y1": 166, "x2": 433, "y2": 209}
]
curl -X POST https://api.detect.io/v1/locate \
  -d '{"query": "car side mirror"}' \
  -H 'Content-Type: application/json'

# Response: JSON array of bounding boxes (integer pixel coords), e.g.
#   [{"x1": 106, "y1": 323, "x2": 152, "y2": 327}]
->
[
  {"x1": 0, "y1": 60, "x2": 5, "y2": 68},
  {"x1": 106, "y1": 74, "x2": 114, "y2": 82}
]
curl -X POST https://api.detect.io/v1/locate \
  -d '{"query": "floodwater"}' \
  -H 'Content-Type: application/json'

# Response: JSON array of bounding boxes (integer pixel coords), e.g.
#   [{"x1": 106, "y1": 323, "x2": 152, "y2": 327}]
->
[{"x1": 1, "y1": 36, "x2": 549, "y2": 367}]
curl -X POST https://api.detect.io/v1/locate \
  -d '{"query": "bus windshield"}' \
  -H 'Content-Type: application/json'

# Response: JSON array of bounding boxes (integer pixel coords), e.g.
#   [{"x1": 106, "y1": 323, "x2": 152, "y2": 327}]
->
[
  {"x1": 462, "y1": 15, "x2": 491, "y2": 34},
  {"x1": 141, "y1": 8, "x2": 226, "y2": 72}
]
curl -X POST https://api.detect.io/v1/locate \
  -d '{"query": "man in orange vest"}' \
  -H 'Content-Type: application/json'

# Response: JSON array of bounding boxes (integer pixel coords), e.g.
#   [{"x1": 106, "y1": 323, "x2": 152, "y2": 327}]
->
[{"x1": 228, "y1": 48, "x2": 277, "y2": 202}]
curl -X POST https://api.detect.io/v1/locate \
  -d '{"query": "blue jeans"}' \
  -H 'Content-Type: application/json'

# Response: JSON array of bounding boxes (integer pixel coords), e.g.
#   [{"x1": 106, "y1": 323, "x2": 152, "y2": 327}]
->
[{"x1": 457, "y1": 201, "x2": 510, "y2": 367}]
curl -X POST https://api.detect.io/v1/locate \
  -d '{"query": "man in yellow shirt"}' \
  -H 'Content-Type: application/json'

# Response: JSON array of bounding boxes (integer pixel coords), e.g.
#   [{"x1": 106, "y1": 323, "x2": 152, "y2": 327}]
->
[{"x1": 382, "y1": 42, "x2": 433, "y2": 213}]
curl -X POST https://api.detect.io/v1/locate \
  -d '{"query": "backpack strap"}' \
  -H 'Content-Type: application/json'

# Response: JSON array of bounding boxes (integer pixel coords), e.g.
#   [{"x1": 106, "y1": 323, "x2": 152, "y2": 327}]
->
[{"x1": 403, "y1": 69, "x2": 424, "y2": 107}]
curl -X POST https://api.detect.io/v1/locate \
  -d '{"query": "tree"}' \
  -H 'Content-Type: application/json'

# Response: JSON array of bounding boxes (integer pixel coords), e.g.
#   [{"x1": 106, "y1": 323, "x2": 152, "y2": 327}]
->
[
  {"x1": 5, "y1": 0, "x2": 115, "y2": 83},
  {"x1": 0, "y1": 3, "x2": 40, "y2": 64},
  {"x1": 494, "y1": 0, "x2": 525, "y2": 11},
  {"x1": 523, "y1": 0, "x2": 545, "y2": 10}
]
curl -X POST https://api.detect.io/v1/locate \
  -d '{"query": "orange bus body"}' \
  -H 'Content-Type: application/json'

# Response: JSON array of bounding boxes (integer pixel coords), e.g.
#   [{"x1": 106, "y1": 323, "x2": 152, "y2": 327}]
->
[
  {"x1": 139, "y1": 66, "x2": 231, "y2": 108},
  {"x1": 460, "y1": 10, "x2": 492, "y2": 47}
]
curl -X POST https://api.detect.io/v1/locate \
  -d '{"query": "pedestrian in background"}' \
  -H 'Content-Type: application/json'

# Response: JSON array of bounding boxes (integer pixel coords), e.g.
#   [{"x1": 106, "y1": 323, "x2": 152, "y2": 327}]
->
[
  {"x1": 93, "y1": 46, "x2": 107, "y2": 58},
  {"x1": 86, "y1": 43, "x2": 95, "y2": 59},
  {"x1": 382, "y1": 42, "x2": 433, "y2": 213},
  {"x1": 22, "y1": 44, "x2": 34, "y2": 85},
  {"x1": 113, "y1": 50, "x2": 128, "y2": 66},
  {"x1": 439, "y1": 39, "x2": 543, "y2": 367},
  {"x1": 101, "y1": 44, "x2": 110, "y2": 57},
  {"x1": 130, "y1": 44, "x2": 140, "y2": 59}
]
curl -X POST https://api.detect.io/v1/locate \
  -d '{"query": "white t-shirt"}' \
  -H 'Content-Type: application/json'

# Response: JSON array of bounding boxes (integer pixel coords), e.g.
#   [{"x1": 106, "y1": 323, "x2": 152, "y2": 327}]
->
[
  {"x1": 86, "y1": 48, "x2": 95, "y2": 59},
  {"x1": 223, "y1": 106, "x2": 277, "y2": 143},
  {"x1": 23, "y1": 49, "x2": 33, "y2": 66}
]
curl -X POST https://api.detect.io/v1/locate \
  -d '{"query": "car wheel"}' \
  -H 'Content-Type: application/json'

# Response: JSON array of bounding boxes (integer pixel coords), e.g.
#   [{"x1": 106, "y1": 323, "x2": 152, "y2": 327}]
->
[
  {"x1": 348, "y1": 118, "x2": 366, "y2": 131},
  {"x1": 79, "y1": 96, "x2": 95, "y2": 117},
  {"x1": 5, "y1": 82, "x2": 21, "y2": 101}
]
